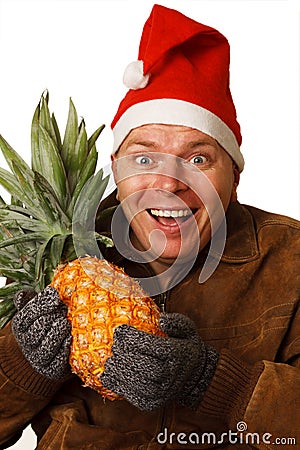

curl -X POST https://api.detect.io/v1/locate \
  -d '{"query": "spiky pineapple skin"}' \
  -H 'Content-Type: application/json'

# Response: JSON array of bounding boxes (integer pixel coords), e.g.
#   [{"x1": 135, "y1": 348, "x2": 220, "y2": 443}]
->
[{"x1": 50, "y1": 256, "x2": 164, "y2": 400}]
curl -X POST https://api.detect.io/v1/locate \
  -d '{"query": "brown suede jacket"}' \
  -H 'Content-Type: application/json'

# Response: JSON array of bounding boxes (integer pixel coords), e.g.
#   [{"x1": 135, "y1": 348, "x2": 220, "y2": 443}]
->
[{"x1": 0, "y1": 200, "x2": 299, "y2": 449}]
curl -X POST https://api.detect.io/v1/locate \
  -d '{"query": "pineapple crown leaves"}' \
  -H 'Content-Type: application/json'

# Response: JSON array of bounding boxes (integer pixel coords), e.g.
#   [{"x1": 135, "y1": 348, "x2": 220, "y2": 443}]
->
[
  {"x1": 0, "y1": 92, "x2": 108, "y2": 327},
  {"x1": 30, "y1": 91, "x2": 105, "y2": 216},
  {"x1": 72, "y1": 168, "x2": 111, "y2": 258}
]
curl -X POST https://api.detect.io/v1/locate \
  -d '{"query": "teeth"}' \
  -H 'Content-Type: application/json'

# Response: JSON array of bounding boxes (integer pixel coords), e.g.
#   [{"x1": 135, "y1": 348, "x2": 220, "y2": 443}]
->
[{"x1": 150, "y1": 209, "x2": 192, "y2": 218}]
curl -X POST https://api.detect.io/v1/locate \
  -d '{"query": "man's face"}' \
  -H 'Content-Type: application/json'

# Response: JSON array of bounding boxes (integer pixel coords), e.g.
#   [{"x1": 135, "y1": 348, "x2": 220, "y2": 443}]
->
[{"x1": 112, "y1": 124, "x2": 238, "y2": 272}]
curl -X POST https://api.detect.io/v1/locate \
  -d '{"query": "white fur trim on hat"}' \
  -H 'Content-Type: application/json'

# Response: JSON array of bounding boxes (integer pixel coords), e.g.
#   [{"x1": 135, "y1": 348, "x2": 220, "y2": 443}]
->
[
  {"x1": 112, "y1": 98, "x2": 245, "y2": 171},
  {"x1": 123, "y1": 60, "x2": 150, "y2": 90}
]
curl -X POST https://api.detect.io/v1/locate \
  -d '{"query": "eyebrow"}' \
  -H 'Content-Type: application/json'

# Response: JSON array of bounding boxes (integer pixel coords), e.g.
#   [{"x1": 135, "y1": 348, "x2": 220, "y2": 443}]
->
[
  {"x1": 188, "y1": 139, "x2": 218, "y2": 148},
  {"x1": 124, "y1": 139, "x2": 158, "y2": 151}
]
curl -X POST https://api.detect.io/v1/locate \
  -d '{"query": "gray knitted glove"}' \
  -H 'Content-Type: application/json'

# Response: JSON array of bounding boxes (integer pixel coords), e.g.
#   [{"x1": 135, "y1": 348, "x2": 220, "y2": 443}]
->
[
  {"x1": 11, "y1": 286, "x2": 72, "y2": 380},
  {"x1": 101, "y1": 313, "x2": 219, "y2": 411}
]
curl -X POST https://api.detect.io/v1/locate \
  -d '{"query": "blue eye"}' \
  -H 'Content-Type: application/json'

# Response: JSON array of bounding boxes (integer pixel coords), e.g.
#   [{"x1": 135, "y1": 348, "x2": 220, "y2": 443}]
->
[
  {"x1": 190, "y1": 155, "x2": 207, "y2": 165},
  {"x1": 135, "y1": 155, "x2": 153, "y2": 165}
]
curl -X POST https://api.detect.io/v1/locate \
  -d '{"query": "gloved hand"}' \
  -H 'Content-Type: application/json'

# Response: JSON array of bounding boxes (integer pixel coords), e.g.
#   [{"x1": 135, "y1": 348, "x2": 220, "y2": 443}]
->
[
  {"x1": 101, "y1": 313, "x2": 219, "y2": 411},
  {"x1": 11, "y1": 286, "x2": 72, "y2": 380}
]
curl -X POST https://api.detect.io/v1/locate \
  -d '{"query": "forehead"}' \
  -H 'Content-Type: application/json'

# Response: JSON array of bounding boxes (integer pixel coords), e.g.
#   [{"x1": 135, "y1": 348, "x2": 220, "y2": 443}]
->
[{"x1": 120, "y1": 124, "x2": 219, "y2": 150}]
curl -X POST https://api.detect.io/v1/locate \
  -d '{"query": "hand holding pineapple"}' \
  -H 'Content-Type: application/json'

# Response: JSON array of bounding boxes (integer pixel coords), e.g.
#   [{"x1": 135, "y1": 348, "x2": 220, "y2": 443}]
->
[
  {"x1": 101, "y1": 313, "x2": 219, "y2": 411},
  {"x1": 12, "y1": 287, "x2": 72, "y2": 380}
]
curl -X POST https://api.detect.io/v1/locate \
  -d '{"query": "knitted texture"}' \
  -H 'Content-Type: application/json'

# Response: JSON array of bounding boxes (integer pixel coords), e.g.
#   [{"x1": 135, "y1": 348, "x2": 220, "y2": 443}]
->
[
  {"x1": 11, "y1": 287, "x2": 72, "y2": 380},
  {"x1": 101, "y1": 312, "x2": 219, "y2": 411}
]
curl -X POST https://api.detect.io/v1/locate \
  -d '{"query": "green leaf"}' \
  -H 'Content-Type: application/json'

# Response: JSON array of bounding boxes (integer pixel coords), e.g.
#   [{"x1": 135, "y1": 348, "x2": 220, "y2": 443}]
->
[
  {"x1": 0, "y1": 231, "x2": 46, "y2": 249},
  {"x1": 0, "y1": 222, "x2": 38, "y2": 277},
  {"x1": 0, "y1": 250, "x2": 20, "y2": 267},
  {"x1": 33, "y1": 172, "x2": 70, "y2": 228},
  {"x1": 0, "y1": 311, "x2": 15, "y2": 328},
  {"x1": 10, "y1": 161, "x2": 49, "y2": 222},
  {"x1": 0, "y1": 298, "x2": 16, "y2": 329},
  {"x1": 11, "y1": 196, "x2": 23, "y2": 207},
  {"x1": 0, "y1": 267, "x2": 31, "y2": 283},
  {"x1": 72, "y1": 171, "x2": 109, "y2": 251},
  {"x1": 67, "y1": 145, "x2": 98, "y2": 216},
  {"x1": 34, "y1": 235, "x2": 53, "y2": 289},
  {"x1": 0, "y1": 138, "x2": 50, "y2": 221},
  {"x1": 73, "y1": 170, "x2": 109, "y2": 228},
  {"x1": 96, "y1": 233, "x2": 114, "y2": 248},
  {"x1": 88, "y1": 124, "x2": 105, "y2": 151},
  {"x1": 0, "y1": 208, "x2": 48, "y2": 233},
  {"x1": 0, "y1": 168, "x2": 29, "y2": 208},
  {"x1": 49, "y1": 234, "x2": 68, "y2": 274},
  {"x1": 61, "y1": 98, "x2": 78, "y2": 173},
  {"x1": 31, "y1": 92, "x2": 60, "y2": 173},
  {"x1": 40, "y1": 94, "x2": 57, "y2": 145},
  {"x1": 31, "y1": 102, "x2": 41, "y2": 173},
  {"x1": 2, "y1": 204, "x2": 33, "y2": 218},
  {"x1": 0, "y1": 134, "x2": 32, "y2": 178},
  {"x1": 60, "y1": 234, "x2": 76, "y2": 263},
  {"x1": 38, "y1": 125, "x2": 68, "y2": 207},
  {"x1": 0, "y1": 137, "x2": 45, "y2": 218},
  {"x1": 51, "y1": 113, "x2": 62, "y2": 151},
  {"x1": 0, "y1": 282, "x2": 24, "y2": 297},
  {"x1": 32, "y1": 93, "x2": 63, "y2": 167},
  {"x1": 68, "y1": 120, "x2": 88, "y2": 195}
]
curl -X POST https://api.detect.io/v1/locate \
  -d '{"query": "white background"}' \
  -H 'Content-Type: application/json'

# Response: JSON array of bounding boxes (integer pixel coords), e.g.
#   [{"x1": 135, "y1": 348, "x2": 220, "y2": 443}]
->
[{"x1": 0, "y1": 0, "x2": 299, "y2": 448}]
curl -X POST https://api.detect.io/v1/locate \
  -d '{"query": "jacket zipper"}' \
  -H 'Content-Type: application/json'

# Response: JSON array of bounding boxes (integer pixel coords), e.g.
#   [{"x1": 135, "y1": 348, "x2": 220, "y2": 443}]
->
[
  {"x1": 157, "y1": 291, "x2": 167, "y2": 313},
  {"x1": 155, "y1": 290, "x2": 169, "y2": 447}
]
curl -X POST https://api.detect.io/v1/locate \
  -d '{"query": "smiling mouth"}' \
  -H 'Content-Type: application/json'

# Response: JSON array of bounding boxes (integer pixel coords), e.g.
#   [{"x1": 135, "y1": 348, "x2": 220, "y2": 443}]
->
[{"x1": 147, "y1": 208, "x2": 197, "y2": 226}]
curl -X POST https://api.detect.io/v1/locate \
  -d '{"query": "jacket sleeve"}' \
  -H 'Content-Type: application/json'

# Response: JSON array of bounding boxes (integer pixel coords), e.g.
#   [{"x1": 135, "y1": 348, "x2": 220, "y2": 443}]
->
[
  {"x1": 198, "y1": 304, "x2": 300, "y2": 448},
  {"x1": 0, "y1": 323, "x2": 63, "y2": 447}
]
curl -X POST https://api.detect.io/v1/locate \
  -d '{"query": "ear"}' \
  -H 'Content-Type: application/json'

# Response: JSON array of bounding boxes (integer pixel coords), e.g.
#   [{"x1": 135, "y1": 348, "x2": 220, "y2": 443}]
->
[
  {"x1": 230, "y1": 164, "x2": 240, "y2": 202},
  {"x1": 111, "y1": 153, "x2": 118, "y2": 183},
  {"x1": 111, "y1": 154, "x2": 120, "y2": 201}
]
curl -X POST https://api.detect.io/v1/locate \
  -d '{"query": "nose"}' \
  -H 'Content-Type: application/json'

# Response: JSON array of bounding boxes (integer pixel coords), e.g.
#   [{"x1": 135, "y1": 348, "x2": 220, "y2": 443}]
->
[{"x1": 149, "y1": 159, "x2": 188, "y2": 193}]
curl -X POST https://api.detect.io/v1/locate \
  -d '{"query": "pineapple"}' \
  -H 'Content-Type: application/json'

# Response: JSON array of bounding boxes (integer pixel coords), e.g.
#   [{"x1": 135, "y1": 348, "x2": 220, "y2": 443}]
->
[
  {"x1": 0, "y1": 92, "x2": 163, "y2": 399},
  {"x1": 51, "y1": 257, "x2": 163, "y2": 399}
]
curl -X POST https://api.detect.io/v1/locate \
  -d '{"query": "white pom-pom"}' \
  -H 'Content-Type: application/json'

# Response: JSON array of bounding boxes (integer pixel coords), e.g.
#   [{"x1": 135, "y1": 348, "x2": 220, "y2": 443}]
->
[{"x1": 123, "y1": 60, "x2": 149, "y2": 90}]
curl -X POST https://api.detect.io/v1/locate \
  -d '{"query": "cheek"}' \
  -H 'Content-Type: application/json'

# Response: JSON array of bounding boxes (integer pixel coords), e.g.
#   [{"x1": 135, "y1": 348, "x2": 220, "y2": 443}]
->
[
  {"x1": 208, "y1": 172, "x2": 234, "y2": 209},
  {"x1": 116, "y1": 178, "x2": 144, "y2": 202},
  {"x1": 116, "y1": 179, "x2": 151, "y2": 227}
]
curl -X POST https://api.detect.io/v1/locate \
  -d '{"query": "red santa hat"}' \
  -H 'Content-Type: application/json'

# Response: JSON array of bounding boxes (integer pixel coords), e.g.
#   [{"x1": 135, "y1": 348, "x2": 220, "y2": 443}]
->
[{"x1": 111, "y1": 4, "x2": 244, "y2": 172}]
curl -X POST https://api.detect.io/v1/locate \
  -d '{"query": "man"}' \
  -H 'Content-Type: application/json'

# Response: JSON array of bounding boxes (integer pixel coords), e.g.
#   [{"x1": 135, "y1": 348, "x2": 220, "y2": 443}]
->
[{"x1": 0, "y1": 5, "x2": 299, "y2": 449}]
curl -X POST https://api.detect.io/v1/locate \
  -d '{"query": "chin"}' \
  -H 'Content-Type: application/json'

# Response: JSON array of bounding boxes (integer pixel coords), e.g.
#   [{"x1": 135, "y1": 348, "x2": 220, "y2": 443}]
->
[{"x1": 154, "y1": 241, "x2": 200, "y2": 265}]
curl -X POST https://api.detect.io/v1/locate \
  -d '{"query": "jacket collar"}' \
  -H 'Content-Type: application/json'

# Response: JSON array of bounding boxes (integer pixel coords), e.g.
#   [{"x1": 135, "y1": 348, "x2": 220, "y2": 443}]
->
[{"x1": 221, "y1": 202, "x2": 259, "y2": 263}]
